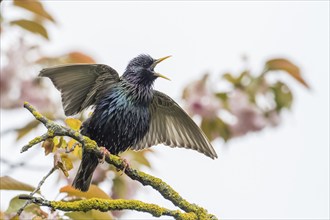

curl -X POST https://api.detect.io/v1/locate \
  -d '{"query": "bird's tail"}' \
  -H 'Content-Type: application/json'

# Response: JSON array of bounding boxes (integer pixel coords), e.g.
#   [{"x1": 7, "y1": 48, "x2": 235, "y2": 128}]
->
[{"x1": 72, "y1": 151, "x2": 99, "y2": 192}]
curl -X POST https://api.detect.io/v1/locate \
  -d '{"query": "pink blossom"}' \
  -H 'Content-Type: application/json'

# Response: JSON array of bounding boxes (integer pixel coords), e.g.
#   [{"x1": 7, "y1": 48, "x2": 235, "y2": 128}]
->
[
  {"x1": 183, "y1": 74, "x2": 221, "y2": 118},
  {"x1": 228, "y1": 89, "x2": 267, "y2": 137}
]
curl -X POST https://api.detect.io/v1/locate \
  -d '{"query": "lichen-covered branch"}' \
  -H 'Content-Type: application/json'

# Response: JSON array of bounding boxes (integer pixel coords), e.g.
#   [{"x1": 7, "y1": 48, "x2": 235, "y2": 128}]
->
[
  {"x1": 21, "y1": 102, "x2": 217, "y2": 220},
  {"x1": 21, "y1": 133, "x2": 53, "y2": 153},
  {"x1": 19, "y1": 196, "x2": 196, "y2": 220}
]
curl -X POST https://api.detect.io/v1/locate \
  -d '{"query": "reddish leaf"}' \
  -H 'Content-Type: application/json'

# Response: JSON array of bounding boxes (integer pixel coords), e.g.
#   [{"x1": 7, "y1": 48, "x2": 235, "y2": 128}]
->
[
  {"x1": 0, "y1": 212, "x2": 4, "y2": 220},
  {"x1": 36, "y1": 52, "x2": 96, "y2": 65},
  {"x1": 67, "y1": 52, "x2": 96, "y2": 63},
  {"x1": 56, "y1": 161, "x2": 69, "y2": 177},
  {"x1": 266, "y1": 58, "x2": 309, "y2": 88},
  {"x1": 42, "y1": 138, "x2": 54, "y2": 156}
]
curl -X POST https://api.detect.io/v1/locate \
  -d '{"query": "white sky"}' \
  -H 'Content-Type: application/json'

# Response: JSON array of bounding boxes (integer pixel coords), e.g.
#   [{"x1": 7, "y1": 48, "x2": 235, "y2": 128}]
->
[{"x1": 1, "y1": 1, "x2": 329, "y2": 219}]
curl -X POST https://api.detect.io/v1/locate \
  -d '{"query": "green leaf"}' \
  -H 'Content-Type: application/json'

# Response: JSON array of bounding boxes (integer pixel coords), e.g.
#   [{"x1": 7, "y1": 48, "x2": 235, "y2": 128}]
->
[
  {"x1": 0, "y1": 176, "x2": 35, "y2": 192},
  {"x1": 10, "y1": 19, "x2": 49, "y2": 39},
  {"x1": 245, "y1": 78, "x2": 263, "y2": 103},
  {"x1": 15, "y1": 120, "x2": 40, "y2": 140},
  {"x1": 13, "y1": 0, "x2": 55, "y2": 23},
  {"x1": 60, "y1": 185, "x2": 111, "y2": 199},
  {"x1": 60, "y1": 154, "x2": 74, "y2": 171},
  {"x1": 54, "y1": 136, "x2": 67, "y2": 149},
  {"x1": 265, "y1": 58, "x2": 309, "y2": 88},
  {"x1": 222, "y1": 73, "x2": 238, "y2": 84},
  {"x1": 124, "y1": 150, "x2": 152, "y2": 168},
  {"x1": 215, "y1": 92, "x2": 228, "y2": 102},
  {"x1": 5, "y1": 196, "x2": 47, "y2": 218},
  {"x1": 271, "y1": 82, "x2": 293, "y2": 111},
  {"x1": 111, "y1": 176, "x2": 127, "y2": 199},
  {"x1": 234, "y1": 70, "x2": 252, "y2": 88},
  {"x1": 66, "y1": 210, "x2": 113, "y2": 220},
  {"x1": 133, "y1": 154, "x2": 151, "y2": 168},
  {"x1": 201, "y1": 117, "x2": 231, "y2": 141},
  {"x1": 215, "y1": 92, "x2": 230, "y2": 109}
]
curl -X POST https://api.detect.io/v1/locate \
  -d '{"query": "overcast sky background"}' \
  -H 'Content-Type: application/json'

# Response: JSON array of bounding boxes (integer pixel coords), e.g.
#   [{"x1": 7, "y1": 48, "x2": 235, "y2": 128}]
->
[{"x1": 1, "y1": 1, "x2": 329, "y2": 219}]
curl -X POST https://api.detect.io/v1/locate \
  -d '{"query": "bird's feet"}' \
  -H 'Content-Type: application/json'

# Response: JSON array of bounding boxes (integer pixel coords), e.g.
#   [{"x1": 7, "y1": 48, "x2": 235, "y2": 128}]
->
[{"x1": 98, "y1": 147, "x2": 110, "y2": 164}]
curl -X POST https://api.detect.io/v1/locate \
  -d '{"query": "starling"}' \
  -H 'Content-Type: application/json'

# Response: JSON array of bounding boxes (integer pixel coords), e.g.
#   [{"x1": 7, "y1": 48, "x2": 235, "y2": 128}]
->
[{"x1": 39, "y1": 54, "x2": 218, "y2": 191}]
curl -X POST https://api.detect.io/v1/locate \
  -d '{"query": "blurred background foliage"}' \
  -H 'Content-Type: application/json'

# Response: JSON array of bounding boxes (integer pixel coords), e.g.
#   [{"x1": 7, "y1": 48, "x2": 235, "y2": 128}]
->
[
  {"x1": 182, "y1": 57, "x2": 309, "y2": 141},
  {"x1": 0, "y1": 1, "x2": 309, "y2": 219}
]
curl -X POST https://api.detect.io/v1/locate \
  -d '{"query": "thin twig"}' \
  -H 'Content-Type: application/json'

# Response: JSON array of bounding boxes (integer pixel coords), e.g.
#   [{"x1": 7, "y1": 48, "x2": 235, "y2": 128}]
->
[
  {"x1": 65, "y1": 142, "x2": 80, "y2": 153},
  {"x1": 16, "y1": 166, "x2": 57, "y2": 216}
]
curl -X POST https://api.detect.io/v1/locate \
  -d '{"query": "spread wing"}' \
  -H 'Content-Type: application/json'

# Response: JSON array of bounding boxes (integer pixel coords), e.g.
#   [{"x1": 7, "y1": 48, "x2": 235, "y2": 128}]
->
[
  {"x1": 133, "y1": 91, "x2": 218, "y2": 159},
  {"x1": 39, "y1": 64, "x2": 120, "y2": 116}
]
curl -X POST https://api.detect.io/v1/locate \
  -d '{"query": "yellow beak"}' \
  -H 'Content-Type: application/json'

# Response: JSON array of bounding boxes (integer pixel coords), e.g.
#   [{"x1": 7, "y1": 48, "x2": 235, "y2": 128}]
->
[
  {"x1": 154, "y1": 55, "x2": 171, "y2": 66},
  {"x1": 154, "y1": 73, "x2": 171, "y2": 81},
  {"x1": 152, "y1": 55, "x2": 171, "y2": 81}
]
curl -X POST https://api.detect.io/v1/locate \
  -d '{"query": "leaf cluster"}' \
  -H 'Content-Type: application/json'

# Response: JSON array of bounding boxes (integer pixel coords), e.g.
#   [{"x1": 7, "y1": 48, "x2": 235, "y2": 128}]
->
[{"x1": 182, "y1": 57, "x2": 309, "y2": 141}]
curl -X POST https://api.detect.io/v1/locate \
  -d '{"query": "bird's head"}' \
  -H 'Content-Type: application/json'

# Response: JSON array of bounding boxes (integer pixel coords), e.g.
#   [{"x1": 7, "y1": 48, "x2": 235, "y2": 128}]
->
[{"x1": 123, "y1": 54, "x2": 171, "y2": 86}]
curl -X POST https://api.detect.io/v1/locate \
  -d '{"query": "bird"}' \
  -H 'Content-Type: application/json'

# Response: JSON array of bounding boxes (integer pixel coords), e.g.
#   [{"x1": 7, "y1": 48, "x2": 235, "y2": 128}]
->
[{"x1": 39, "y1": 54, "x2": 218, "y2": 191}]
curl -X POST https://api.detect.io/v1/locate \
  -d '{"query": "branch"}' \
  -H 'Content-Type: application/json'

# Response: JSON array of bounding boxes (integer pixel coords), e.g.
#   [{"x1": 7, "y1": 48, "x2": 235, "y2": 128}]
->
[
  {"x1": 21, "y1": 102, "x2": 217, "y2": 219},
  {"x1": 0, "y1": 156, "x2": 49, "y2": 174},
  {"x1": 16, "y1": 166, "x2": 57, "y2": 216},
  {"x1": 19, "y1": 196, "x2": 196, "y2": 220}
]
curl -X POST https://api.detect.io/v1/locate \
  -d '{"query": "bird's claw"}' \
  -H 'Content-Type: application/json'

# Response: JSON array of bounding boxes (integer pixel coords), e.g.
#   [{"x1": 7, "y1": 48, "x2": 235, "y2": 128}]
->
[
  {"x1": 98, "y1": 147, "x2": 110, "y2": 164},
  {"x1": 118, "y1": 158, "x2": 129, "y2": 176}
]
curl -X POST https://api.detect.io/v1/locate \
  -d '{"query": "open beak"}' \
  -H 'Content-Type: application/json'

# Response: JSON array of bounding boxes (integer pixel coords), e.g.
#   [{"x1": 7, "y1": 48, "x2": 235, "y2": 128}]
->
[
  {"x1": 151, "y1": 55, "x2": 171, "y2": 81},
  {"x1": 154, "y1": 72, "x2": 171, "y2": 81}
]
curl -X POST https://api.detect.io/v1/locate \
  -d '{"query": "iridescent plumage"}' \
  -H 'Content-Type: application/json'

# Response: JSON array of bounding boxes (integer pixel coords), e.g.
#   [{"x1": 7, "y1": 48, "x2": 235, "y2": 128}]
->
[{"x1": 39, "y1": 54, "x2": 217, "y2": 191}]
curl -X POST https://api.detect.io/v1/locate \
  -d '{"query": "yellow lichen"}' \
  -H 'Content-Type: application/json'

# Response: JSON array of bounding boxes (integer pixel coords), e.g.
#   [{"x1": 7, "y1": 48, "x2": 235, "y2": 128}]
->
[
  {"x1": 21, "y1": 103, "x2": 216, "y2": 219},
  {"x1": 32, "y1": 110, "x2": 43, "y2": 120},
  {"x1": 28, "y1": 136, "x2": 43, "y2": 145},
  {"x1": 47, "y1": 130, "x2": 55, "y2": 136},
  {"x1": 49, "y1": 198, "x2": 192, "y2": 219}
]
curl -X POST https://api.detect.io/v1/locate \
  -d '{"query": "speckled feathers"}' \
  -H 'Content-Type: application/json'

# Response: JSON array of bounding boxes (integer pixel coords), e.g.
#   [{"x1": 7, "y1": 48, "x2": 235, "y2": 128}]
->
[{"x1": 39, "y1": 54, "x2": 217, "y2": 191}]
